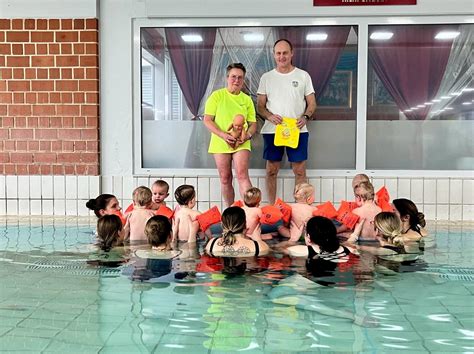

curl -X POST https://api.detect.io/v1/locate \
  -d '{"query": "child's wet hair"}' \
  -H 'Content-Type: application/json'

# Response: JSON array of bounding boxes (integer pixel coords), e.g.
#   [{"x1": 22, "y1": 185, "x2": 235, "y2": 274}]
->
[
  {"x1": 294, "y1": 183, "x2": 314, "y2": 202},
  {"x1": 86, "y1": 194, "x2": 116, "y2": 218},
  {"x1": 306, "y1": 216, "x2": 339, "y2": 253},
  {"x1": 174, "y1": 185, "x2": 195, "y2": 206},
  {"x1": 152, "y1": 179, "x2": 169, "y2": 192},
  {"x1": 244, "y1": 187, "x2": 261, "y2": 207},
  {"x1": 352, "y1": 173, "x2": 370, "y2": 189},
  {"x1": 145, "y1": 215, "x2": 172, "y2": 247},
  {"x1": 133, "y1": 186, "x2": 152, "y2": 206},
  {"x1": 354, "y1": 181, "x2": 375, "y2": 201},
  {"x1": 97, "y1": 214, "x2": 123, "y2": 251}
]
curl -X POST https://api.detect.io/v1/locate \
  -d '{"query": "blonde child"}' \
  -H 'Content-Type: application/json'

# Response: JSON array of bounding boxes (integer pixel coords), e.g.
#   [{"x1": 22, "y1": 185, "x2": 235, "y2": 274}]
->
[
  {"x1": 242, "y1": 187, "x2": 263, "y2": 240},
  {"x1": 172, "y1": 185, "x2": 201, "y2": 243},
  {"x1": 151, "y1": 179, "x2": 170, "y2": 211},
  {"x1": 125, "y1": 186, "x2": 155, "y2": 244},
  {"x1": 347, "y1": 182, "x2": 382, "y2": 242},
  {"x1": 337, "y1": 174, "x2": 370, "y2": 234},
  {"x1": 96, "y1": 214, "x2": 125, "y2": 251},
  {"x1": 278, "y1": 183, "x2": 316, "y2": 243}
]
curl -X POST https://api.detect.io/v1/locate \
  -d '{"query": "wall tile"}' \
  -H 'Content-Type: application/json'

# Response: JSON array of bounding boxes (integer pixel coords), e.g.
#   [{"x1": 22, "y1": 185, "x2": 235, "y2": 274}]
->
[
  {"x1": 398, "y1": 179, "x2": 410, "y2": 199},
  {"x1": 54, "y1": 199, "x2": 66, "y2": 216},
  {"x1": 77, "y1": 200, "x2": 90, "y2": 216},
  {"x1": 0, "y1": 176, "x2": 5, "y2": 199},
  {"x1": 436, "y1": 179, "x2": 449, "y2": 204},
  {"x1": 29, "y1": 176, "x2": 42, "y2": 199},
  {"x1": 384, "y1": 179, "x2": 398, "y2": 199},
  {"x1": 197, "y1": 178, "x2": 209, "y2": 202},
  {"x1": 121, "y1": 176, "x2": 134, "y2": 201},
  {"x1": 77, "y1": 176, "x2": 89, "y2": 199},
  {"x1": 449, "y1": 205, "x2": 462, "y2": 221},
  {"x1": 437, "y1": 204, "x2": 449, "y2": 220},
  {"x1": 65, "y1": 200, "x2": 78, "y2": 216},
  {"x1": 423, "y1": 179, "x2": 436, "y2": 204},
  {"x1": 321, "y1": 178, "x2": 333, "y2": 202},
  {"x1": 65, "y1": 176, "x2": 77, "y2": 199},
  {"x1": 112, "y1": 176, "x2": 123, "y2": 199},
  {"x1": 42, "y1": 200, "x2": 54, "y2": 216},
  {"x1": 0, "y1": 199, "x2": 6, "y2": 215},
  {"x1": 136, "y1": 177, "x2": 149, "y2": 189},
  {"x1": 345, "y1": 178, "x2": 353, "y2": 200},
  {"x1": 89, "y1": 176, "x2": 100, "y2": 199},
  {"x1": 197, "y1": 201, "x2": 210, "y2": 211},
  {"x1": 449, "y1": 179, "x2": 462, "y2": 204},
  {"x1": 462, "y1": 179, "x2": 473, "y2": 204},
  {"x1": 6, "y1": 200, "x2": 18, "y2": 216},
  {"x1": 30, "y1": 200, "x2": 42, "y2": 215},
  {"x1": 333, "y1": 178, "x2": 346, "y2": 204},
  {"x1": 53, "y1": 176, "x2": 65, "y2": 199},
  {"x1": 18, "y1": 176, "x2": 29, "y2": 199},
  {"x1": 410, "y1": 179, "x2": 423, "y2": 204},
  {"x1": 308, "y1": 178, "x2": 321, "y2": 203},
  {"x1": 185, "y1": 177, "x2": 198, "y2": 189},
  {"x1": 282, "y1": 178, "x2": 294, "y2": 202},
  {"x1": 372, "y1": 178, "x2": 385, "y2": 192},
  {"x1": 101, "y1": 176, "x2": 113, "y2": 194},
  {"x1": 209, "y1": 177, "x2": 221, "y2": 201},
  {"x1": 463, "y1": 205, "x2": 474, "y2": 221},
  {"x1": 41, "y1": 176, "x2": 54, "y2": 199},
  {"x1": 423, "y1": 204, "x2": 436, "y2": 220},
  {"x1": 18, "y1": 199, "x2": 30, "y2": 215}
]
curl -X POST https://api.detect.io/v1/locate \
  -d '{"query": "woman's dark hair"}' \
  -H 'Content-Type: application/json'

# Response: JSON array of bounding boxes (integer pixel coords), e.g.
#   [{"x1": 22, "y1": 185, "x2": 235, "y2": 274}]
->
[
  {"x1": 86, "y1": 194, "x2": 116, "y2": 218},
  {"x1": 221, "y1": 206, "x2": 246, "y2": 246},
  {"x1": 226, "y1": 62, "x2": 246, "y2": 75},
  {"x1": 273, "y1": 38, "x2": 293, "y2": 52},
  {"x1": 145, "y1": 215, "x2": 172, "y2": 247},
  {"x1": 393, "y1": 198, "x2": 426, "y2": 230},
  {"x1": 174, "y1": 185, "x2": 195, "y2": 206},
  {"x1": 96, "y1": 214, "x2": 123, "y2": 251},
  {"x1": 306, "y1": 216, "x2": 339, "y2": 253}
]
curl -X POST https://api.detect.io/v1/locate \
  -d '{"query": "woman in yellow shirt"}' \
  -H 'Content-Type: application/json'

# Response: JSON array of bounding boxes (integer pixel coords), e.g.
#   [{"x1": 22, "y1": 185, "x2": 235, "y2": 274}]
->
[{"x1": 203, "y1": 63, "x2": 257, "y2": 207}]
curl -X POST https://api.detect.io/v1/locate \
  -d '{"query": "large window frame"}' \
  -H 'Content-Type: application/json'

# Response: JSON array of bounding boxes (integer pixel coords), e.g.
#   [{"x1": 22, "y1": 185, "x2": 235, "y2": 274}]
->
[{"x1": 132, "y1": 16, "x2": 473, "y2": 178}]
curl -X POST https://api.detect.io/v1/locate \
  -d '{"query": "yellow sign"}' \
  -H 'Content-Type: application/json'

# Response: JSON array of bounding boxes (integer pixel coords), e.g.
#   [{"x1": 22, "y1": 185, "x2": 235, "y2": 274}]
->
[{"x1": 274, "y1": 117, "x2": 300, "y2": 148}]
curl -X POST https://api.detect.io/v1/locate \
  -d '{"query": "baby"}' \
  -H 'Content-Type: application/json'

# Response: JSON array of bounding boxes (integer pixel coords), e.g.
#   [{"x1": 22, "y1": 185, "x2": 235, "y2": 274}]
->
[
  {"x1": 278, "y1": 183, "x2": 316, "y2": 243},
  {"x1": 242, "y1": 187, "x2": 263, "y2": 241},
  {"x1": 172, "y1": 185, "x2": 201, "y2": 243},
  {"x1": 125, "y1": 186, "x2": 155, "y2": 244},
  {"x1": 347, "y1": 181, "x2": 382, "y2": 242},
  {"x1": 227, "y1": 114, "x2": 246, "y2": 149},
  {"x1": 151, "y1": 179, "x2": 170, "y2": 211},
  {"x1": 337, "y1": 173, "x2": 370, "y2": 235}
]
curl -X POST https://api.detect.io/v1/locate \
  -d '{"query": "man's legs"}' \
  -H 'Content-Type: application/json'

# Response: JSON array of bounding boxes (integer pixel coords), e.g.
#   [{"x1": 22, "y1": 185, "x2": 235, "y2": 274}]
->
[
  {"x1": 291, "y1": 160, "x2": 307, "y2": 186},
  {"x1": 233, "y1": 150, "x2": 252, "y2": 200},
  {"x1": 266, "y1": 160, "x2": 281, "y2": 205},
  {"x1": 213, "y1": 153, "x2": 234, "y2": 207}
]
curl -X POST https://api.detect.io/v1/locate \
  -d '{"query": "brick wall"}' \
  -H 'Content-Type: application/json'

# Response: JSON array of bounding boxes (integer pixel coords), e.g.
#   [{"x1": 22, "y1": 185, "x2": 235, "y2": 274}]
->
[{"x1": 0, "y1": 18, "x2": 99, "y2": 175}]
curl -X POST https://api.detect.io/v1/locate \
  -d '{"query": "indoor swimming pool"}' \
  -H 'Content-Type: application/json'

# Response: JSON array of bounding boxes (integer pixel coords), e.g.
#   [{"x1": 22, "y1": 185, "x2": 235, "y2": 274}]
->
[{"x1": 0, "y1": 217, "x2": 473, "y2": 353}]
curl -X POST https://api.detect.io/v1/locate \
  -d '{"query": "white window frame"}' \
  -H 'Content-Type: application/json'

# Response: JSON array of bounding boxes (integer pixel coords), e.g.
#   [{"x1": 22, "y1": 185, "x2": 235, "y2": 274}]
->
[{"x1": 132, "y1": 16, "x2": 474, "y2": 178}]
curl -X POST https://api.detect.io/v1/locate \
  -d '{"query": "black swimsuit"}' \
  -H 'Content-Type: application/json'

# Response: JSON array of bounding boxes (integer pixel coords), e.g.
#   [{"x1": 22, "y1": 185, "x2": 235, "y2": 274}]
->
[{"x1": 209, "y1": 237, "x2": 260, "y2": 257}]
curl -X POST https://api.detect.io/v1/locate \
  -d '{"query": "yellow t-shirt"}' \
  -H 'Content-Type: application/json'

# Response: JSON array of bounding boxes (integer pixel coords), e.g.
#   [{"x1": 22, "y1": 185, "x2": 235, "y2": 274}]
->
[{"x1": 204, "y1": 88, "x2": 256, "y2": 154}]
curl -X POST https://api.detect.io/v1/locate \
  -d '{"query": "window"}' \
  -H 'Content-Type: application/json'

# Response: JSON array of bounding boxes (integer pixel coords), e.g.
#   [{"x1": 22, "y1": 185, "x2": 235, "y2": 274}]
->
[{"x1": 139, "y1": 26, "x2": 358, "y2": 170}]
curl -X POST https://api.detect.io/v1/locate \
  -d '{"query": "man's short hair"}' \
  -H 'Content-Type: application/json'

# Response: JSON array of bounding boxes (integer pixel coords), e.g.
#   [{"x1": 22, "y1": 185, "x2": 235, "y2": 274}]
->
[
  {"x1": 273, "y1": 38, "x2": 293, "y2": 52},
  {"x1": 226, "y1": 62, "x2": 246, "y2": 75}
]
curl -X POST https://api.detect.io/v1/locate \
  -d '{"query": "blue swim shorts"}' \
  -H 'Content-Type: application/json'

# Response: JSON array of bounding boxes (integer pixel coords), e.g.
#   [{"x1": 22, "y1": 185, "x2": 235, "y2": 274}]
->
[{"x1": 262, "y1": 132, "x2": 309, "y2": 162}]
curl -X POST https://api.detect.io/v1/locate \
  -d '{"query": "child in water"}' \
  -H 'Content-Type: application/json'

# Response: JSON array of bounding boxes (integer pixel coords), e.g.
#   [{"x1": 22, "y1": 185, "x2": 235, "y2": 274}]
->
[
  {"x1": 150, "y1": 179, "x2": 170, "y2": 211},
  {"x1": 172, "y1": 185, "x2": 202, "y2": 243},
  {"x1": 125, "y1": 186, "x2": 155, "y2": 244},
  {"x1": 278, "y1": 183, "x2": 316, "y2": 242}
]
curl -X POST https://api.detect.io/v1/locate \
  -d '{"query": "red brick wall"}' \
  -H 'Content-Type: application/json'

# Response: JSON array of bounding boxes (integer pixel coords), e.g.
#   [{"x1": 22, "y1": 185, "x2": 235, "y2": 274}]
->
[{"x1": 0, "y1": 18, "x2": 99, "y2": 175}]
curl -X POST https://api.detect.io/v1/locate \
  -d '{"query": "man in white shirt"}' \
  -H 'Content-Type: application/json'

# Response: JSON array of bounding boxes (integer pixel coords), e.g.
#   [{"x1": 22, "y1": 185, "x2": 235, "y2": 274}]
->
[{"x1": 257, "y1": 39, "x2": 317, "y2": 204}]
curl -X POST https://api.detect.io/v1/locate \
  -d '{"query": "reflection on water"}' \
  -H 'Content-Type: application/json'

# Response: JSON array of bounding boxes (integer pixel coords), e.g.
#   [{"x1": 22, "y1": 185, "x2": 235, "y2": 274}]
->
[{"x1": 0, "y1": 219, "x2": 473, "y2": 352}]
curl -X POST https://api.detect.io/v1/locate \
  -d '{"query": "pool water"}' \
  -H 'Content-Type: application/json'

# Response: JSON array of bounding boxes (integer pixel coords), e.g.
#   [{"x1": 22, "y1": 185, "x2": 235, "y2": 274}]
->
[{"x1": 0, "y1": 217, "x2": 473, "y2": 353}]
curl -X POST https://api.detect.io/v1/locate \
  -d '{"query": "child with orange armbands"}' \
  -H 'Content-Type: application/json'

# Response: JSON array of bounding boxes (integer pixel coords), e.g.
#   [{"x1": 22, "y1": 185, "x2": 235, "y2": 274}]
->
[
  {"x1": 278, "y1": 183, "x2": 316, "y2": 243},
  {"x1": 242, "y1": 187, "x2": 263, "y2": 240},
  {"x1": 172, "y1": 185, "x2": 207, "y2": 243},
  {"x1": 124, "y1": 186, "x2": 155, "y2": 244},
  {"x1": 150, "y1": 179, "x2": 170, "y2": 211},
  {"x1": 347, "y1": 181, "x2": 382, "y2": 243}
]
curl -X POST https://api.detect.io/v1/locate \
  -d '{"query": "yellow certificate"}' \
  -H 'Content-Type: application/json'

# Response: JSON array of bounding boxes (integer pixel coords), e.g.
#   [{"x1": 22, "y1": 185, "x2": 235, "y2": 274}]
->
[{"x1": 274, "y1": 117, "x2": 300, "y2": 148}]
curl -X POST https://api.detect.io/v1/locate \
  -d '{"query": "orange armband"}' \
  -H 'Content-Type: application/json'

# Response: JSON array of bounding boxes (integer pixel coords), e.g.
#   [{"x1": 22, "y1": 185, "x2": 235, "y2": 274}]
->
[
  {"x1": 112, "y1": 210, "x2": 127, "y2": 226},
  {"x1": 124, "y1": 203, "x2": 134, "y2": 215},
  {"x1": 260, "y1": 205, "x2": 283, "y2": 225},
  {"x1": 231, "y1": 200, "x2": 244, "y2": 208},
  {"x1": 196, "y1": 206, "x2": 221, "y2": 232},
  {"x1": 274, "y1": 198, "x2": 292, "y2": 224},
  {"x1": 336, "y1": 201, "x2": 360, "y2": 229},
  {"x1": 313, "y1": 201, "x2": 338, "y2": 219},
  {"x1": 155, "y1": 205, "x2": 174, "y2": 219}
]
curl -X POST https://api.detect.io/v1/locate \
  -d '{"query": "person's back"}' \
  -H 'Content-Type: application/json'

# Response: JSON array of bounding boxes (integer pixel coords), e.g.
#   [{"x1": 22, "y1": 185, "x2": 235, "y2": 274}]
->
[
  {"x1": 351, "y1": 182, "x2": 381, "y2": 241},
  {"x1": 172, "y1": 185, "x2": 200, "y2": 243},
  {"x1": 242, "y1": 187, "x2": 263, "y2": 240},
  {"x1": 126, "y1": 186, "x2": 155, "y2": 244}
]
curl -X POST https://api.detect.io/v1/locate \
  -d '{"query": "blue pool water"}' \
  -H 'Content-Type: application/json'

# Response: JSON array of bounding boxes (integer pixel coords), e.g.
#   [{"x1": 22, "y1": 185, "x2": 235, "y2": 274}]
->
[{"x1": 0, "y1": 217, "x2": 473, "y2": 353}]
